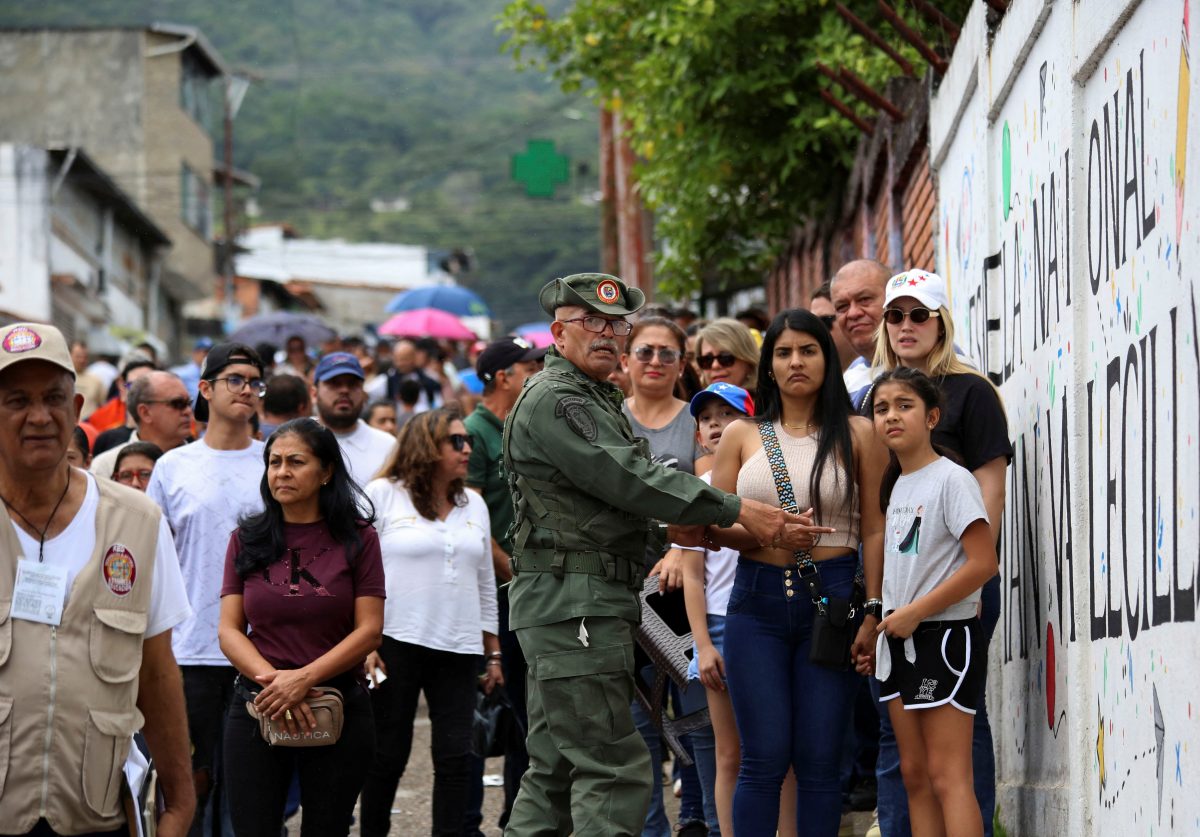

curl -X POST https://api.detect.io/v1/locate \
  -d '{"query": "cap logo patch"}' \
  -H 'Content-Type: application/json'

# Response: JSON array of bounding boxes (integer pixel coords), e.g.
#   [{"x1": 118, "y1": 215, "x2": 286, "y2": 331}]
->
[
  {"x1": 596, "y1": 279, "x2": 621, "y2": 304},
  {"x1": 102, "y1": 544, "x2": 137, "y2": 597},
  {"x1": 2, "y1": 326, "x2": 42, "y2": 354}
]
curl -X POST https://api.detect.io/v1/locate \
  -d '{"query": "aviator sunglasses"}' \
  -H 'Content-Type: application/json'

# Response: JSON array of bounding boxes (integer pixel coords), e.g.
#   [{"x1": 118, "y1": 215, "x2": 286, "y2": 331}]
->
[
  {"x1": 697, "y1": 351, "x2": 738, "y2": 370},
  {"x1": 882, "y1": 307, "x2": 942, "y2": 326},
  {"x1": 632, "y1": 345, "x2": 681, "y2": 365}
]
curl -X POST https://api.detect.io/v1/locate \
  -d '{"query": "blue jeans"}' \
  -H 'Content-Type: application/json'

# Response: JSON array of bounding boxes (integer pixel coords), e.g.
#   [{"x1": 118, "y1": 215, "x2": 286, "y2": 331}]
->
[
  {"x1": 873, "y1": 573, "x2": 1000, "y2": 836},
  {"x1": 633, "y1": 679, "x2": 707, "y2": 837},
  {"x1": 724, "y1": 555, "x2": 861, "y2": 837}
]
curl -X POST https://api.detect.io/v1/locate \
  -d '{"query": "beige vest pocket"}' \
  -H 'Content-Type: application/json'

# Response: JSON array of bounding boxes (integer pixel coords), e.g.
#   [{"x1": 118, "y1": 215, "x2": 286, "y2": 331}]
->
[
  {"x1": 82, "y1": 709, "x2": 135, "y2": 816},
  {"x1": 89, "y1": 608, "x2": 147, "y2": 683}
]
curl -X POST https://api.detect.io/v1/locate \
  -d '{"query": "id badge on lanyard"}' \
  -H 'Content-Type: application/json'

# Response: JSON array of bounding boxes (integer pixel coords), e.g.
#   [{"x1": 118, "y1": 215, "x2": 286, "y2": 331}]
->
[{"x1": 12, "y1": 557, "x2": 68, "y2": 626}]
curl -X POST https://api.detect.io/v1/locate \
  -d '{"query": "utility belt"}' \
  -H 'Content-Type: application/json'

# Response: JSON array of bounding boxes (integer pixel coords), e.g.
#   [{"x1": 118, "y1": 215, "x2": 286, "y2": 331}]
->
[{"x1": 512, "y1": 547, "x2": 642, "y2": 589}]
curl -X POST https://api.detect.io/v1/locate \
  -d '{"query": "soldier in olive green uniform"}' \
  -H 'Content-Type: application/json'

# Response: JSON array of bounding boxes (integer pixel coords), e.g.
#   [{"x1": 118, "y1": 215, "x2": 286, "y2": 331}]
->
[{"x1": 503, "y1": 274, "x2": 801, "y2": 836}]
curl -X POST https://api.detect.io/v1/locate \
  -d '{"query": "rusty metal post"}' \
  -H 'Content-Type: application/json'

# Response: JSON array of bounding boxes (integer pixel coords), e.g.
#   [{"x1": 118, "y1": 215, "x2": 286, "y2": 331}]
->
[
  {"x1": 834, "y1": 3, "x2": 916, "y2": 77},
  {"x1": 599, "y1": 108, "x2": 620, "y2": 276},
  {"x1": 613, "y1": 112, "x2": 649, "y2": 297},
  {"x1": 909, "y1": 0, "x2": 961, "y2": 41},
  {"x1": 820, "y1": 89, "x2": 875, "y2": 134},
  {"x1": 877, "y1": 0, "x2": 949, "y2": 75},
  {"x1": 838, "y1": 66, "x2": 906, "y2": 121}
]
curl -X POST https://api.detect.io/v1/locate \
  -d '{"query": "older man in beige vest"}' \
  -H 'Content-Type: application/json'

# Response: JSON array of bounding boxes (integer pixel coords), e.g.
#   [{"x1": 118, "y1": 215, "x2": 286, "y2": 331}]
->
[{"x1": 0, "y1": 323, "x2": 195, "y2": 837}]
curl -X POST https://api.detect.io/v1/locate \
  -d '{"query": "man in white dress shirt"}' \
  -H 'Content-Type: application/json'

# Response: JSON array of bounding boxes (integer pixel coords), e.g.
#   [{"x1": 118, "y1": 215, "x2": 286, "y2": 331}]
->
[{"x1": 312, "y1": 352, "x2": 398, "y2": 488}]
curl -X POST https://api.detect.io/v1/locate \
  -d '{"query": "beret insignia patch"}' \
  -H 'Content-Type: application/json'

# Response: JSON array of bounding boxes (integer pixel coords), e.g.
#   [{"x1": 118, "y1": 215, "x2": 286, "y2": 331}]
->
[{"x1": 555, "y1": 395, "x2": 598, "y2": 441}]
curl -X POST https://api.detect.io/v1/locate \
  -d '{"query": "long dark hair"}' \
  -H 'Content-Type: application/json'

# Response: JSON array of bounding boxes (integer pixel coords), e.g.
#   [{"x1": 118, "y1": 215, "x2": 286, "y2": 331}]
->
[
  {"x1": 755, "y1": 308, "x2": 855, "y2": 523},
  {"x1": 866, "y1": 367, "x2": 958, "y2": 512},
  {"x1": 235, "y1": 417, "x2": 375, "y2": 576},
  {"x1": 376, "y1": 407, "x2": 467, "y2": 521}
]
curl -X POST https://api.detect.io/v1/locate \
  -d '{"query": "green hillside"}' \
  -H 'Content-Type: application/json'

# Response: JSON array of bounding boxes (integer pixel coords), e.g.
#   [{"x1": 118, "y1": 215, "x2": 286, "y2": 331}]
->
[{"x1": 0, "y1": 0, "x2": 599, "y2": 329}]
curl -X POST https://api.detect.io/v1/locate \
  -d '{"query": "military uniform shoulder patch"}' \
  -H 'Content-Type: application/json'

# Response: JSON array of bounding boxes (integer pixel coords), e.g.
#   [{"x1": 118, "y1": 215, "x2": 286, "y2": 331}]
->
[{"x1": 555, "y1": 395, "x2": 598, "y2": 441}]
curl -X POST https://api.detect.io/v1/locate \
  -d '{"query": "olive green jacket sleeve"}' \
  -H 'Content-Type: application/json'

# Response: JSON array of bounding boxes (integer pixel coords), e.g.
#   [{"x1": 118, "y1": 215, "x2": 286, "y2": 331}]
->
[{"x1": 515, "y1": 380, "x2": 741, "y2": 528}]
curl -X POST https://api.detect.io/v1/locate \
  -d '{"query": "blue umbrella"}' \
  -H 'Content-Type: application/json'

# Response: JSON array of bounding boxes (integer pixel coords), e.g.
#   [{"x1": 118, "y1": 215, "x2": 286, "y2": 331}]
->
[{"x1": 385, "y1": 286, "x2": 492, "y2": 318}]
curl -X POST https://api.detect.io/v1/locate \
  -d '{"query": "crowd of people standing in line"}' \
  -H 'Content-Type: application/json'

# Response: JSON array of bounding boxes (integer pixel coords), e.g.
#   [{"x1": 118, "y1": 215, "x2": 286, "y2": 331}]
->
[{"x1": 0, "y1": 256, "x2": 1008, "y2": 837}]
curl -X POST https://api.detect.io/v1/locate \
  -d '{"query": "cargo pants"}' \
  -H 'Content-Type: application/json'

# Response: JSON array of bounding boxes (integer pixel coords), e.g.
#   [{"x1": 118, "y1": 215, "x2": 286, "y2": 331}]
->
[{"x1": 505, "y1": 615, "x2": 653, "y2": 836}]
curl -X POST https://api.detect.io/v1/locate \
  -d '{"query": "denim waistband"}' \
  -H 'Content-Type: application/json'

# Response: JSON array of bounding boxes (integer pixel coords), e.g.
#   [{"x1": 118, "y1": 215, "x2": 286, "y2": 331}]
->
[{"x1": 734, "y1": 552, "x2": 858, "y2": 592}]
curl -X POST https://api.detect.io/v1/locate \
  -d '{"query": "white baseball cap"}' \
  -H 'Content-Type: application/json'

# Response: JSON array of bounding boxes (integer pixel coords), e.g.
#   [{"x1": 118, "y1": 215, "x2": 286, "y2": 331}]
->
[{"x1": 884, "y1": 269, "x2": 949, "y2": 310}]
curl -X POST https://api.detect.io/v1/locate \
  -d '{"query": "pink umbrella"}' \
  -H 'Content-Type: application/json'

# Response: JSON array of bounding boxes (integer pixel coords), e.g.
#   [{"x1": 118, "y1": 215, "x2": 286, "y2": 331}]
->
[{"x1": 378, "y1": 308, "x2": 477, "y2": 340}]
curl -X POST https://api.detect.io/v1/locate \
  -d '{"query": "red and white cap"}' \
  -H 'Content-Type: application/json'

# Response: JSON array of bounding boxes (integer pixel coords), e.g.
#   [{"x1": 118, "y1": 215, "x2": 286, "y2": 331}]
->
[{"x1": 884, "y1": 269, "x2": 949, "y2": 311}]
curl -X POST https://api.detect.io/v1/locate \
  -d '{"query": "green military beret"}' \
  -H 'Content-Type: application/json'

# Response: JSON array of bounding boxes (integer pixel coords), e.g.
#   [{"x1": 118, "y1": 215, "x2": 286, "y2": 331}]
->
[{"x1": 538, "y1": 273, "x2": 647, "y2": 317}]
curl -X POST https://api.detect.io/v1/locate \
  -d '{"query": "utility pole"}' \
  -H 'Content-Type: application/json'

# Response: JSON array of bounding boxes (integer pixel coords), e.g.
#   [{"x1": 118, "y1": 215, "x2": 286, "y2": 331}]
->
[{"x1": 223, "y1": 74, "x2": 235, "y2": 316}]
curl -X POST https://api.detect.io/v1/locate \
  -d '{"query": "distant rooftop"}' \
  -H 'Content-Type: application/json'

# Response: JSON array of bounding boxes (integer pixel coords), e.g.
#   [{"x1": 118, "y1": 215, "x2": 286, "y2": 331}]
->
[
  {"x1": 0, "y1": 21, "x2": 229, "y2": 77},
  {"x1": 235, "y1": 225, "x2": 450, "y2": 292}
]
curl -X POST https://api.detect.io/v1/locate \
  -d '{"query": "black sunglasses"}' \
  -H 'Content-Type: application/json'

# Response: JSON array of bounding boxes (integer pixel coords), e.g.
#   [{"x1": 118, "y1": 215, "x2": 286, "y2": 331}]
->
[
  {"x1": 632, "y1": 345, "x2": 681, "y2": 365},
  {"x1": 883, "y1": 307, "x2": 941, "y2": 326},
  {"x1": 143, "y1": 397, "x2": 193, "y2": 412},
  {"x1": 697, "y1": 352, "x2": 737, "y2": 370},
  {"x1": 817, "y1": 314, "x2": 836, "y2": 330},
  {"x1": 447, "y1": 433, "x2": 470, "y2": 452}
]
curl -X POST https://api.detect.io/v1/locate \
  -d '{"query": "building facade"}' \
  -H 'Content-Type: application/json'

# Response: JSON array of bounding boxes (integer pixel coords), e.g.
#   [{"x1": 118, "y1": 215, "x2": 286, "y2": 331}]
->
[{"x1": 0, "y1": 24, "x2": 229, "y2": 354}]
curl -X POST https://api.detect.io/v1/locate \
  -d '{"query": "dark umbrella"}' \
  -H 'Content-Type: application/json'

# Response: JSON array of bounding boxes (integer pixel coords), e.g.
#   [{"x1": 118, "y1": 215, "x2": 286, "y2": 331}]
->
[{"x1": 228, "y1": 311, "x2": 336, "y2": 347}]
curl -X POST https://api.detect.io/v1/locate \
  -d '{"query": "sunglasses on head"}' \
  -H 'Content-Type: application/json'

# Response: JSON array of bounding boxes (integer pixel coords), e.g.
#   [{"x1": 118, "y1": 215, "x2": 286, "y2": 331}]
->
[
  {"x1": 631, "y1": 345, "x2": 681, "y2": 365},
  {"x1": 883, "y1": 307, "x2": 941, "y2": 325},
  {"x1": 697, "y1": 352, "x2": 737, "y2": 370},
  {"x1": 447, "y1": 433, "x2": 470, "y2": 452}
]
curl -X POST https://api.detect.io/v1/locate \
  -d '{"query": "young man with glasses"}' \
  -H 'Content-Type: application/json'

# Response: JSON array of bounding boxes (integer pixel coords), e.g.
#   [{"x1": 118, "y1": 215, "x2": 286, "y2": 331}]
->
[
  {"x1": 503, "y1": 274, "x2": 810, "y2": 836},
  {"x1": 146, "y1": 342, "x2": 267, "y2": 836},
  {"x1": 90, "y1": 371, "x2": 193, "y2": 480}
]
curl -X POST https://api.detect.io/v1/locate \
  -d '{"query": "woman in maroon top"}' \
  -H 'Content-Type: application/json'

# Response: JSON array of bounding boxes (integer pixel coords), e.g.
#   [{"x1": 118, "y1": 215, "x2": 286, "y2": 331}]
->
[{"x1": 218, "y1": 417, "x2": 385, "y2": 837}]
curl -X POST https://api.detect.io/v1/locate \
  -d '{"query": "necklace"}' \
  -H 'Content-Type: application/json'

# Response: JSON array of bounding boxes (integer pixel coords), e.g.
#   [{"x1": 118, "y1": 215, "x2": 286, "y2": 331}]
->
[
  {"x1": 1, "y1": 467, "x2": 72, "y2": 563},
  {"x1": 781, "y1": 420, "x2": 816, "y2": 430}
]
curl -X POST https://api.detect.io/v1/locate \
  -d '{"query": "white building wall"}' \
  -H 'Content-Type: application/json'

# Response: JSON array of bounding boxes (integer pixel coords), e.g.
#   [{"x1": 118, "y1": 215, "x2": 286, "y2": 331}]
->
[
  {"x1": 0, "y1": 144, "x2": 51, "y2": 321},
  {"x1": 930, "y1": 0, "x2": 1199, "y2": 833}
]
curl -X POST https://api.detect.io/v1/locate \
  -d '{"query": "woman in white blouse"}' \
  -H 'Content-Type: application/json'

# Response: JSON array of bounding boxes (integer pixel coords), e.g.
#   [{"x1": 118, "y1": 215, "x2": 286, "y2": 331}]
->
[{"x1": 357, "y1": 407, "x2": 502, "y2": 837}]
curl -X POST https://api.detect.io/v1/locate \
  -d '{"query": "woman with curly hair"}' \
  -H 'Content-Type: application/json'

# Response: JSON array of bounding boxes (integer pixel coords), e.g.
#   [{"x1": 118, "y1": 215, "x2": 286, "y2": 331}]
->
[
  {"x1": 218, "y1": 418, "x2": 385, "y2": 837},
  {"x1": 358, "y1": 407, "x2": 501, "y2": 837}
]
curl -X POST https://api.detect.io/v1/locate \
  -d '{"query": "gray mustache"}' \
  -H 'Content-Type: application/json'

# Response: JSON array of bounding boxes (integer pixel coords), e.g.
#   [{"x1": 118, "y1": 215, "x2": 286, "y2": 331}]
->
[{"x1": 589, "y1": 340, "x2": 617, "y2": 353}]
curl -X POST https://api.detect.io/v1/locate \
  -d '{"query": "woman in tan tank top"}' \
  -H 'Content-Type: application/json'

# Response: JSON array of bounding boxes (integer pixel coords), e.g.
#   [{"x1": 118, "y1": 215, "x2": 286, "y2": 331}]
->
[{"x1": 703, "y1": 309, "x2": 888, "y2": 836}]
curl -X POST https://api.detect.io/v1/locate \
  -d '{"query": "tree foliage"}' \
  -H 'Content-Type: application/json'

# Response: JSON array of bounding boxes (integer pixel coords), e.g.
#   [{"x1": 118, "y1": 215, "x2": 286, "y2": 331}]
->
[{"x1": 498, "y1": 0, "x2": 966, "y2": 297}]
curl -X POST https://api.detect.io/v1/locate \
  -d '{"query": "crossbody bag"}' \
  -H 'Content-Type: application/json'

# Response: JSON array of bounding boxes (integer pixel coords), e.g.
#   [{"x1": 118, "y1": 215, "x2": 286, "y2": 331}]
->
[{"x1": 757, "y1": 420, "x2": 860, "y2": 670}]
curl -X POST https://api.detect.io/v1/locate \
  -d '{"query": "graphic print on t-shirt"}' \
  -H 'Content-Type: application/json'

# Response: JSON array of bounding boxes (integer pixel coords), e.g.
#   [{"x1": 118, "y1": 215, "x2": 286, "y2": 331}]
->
[
  {"x1": 888, "y1": 504, "x2": 924, "y2": 557},
  {"x1": 898, "y1": 505, "x2": 923, "y2": 555},
  {"x1": 261, "y1": 547, "x2": 334, "y2": 597}
]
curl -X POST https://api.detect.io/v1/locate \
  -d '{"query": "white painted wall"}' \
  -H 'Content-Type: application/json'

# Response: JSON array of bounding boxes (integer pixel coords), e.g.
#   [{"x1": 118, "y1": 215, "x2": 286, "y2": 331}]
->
[
  {"x1": 930, "y1": 0, "x2": 1199, "y2": 833},
  {"x1": 0, "y1": 144, "x2": 51, "y2": 321}
]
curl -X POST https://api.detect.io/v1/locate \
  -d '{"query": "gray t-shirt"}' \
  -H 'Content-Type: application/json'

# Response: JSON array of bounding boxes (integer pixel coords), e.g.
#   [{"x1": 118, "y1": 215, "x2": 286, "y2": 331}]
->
[
  {"x1": 882, "y1": 456, "x2": 988, "y2": 621},
  {"x1": 622, "y1": 402, "x2": 701, "y2": 476}
]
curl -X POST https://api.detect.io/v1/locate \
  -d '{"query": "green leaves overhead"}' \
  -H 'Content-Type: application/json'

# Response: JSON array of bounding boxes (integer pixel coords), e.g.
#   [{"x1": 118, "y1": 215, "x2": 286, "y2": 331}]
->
[{"x1": 499, "y1": 0, "x2": 965, "y2": 297}]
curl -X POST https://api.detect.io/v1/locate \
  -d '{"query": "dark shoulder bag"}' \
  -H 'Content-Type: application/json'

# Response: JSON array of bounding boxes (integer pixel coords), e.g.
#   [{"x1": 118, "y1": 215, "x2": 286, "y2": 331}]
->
[{"x1": 756, "y1": 420, "x2": 858, "y2": 670}]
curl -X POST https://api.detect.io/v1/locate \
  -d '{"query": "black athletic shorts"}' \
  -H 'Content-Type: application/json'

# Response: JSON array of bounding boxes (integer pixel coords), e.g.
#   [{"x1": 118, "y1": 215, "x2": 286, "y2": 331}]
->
[{"x1": 878, "y1": 617, "x2": 982, "y2": 714}]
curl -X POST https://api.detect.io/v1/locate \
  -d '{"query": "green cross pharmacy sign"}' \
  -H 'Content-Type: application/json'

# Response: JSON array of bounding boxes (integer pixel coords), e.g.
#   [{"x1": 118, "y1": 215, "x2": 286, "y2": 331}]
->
[{"x1": 511, "y1": 139, "x2": 569, "y2": 198}]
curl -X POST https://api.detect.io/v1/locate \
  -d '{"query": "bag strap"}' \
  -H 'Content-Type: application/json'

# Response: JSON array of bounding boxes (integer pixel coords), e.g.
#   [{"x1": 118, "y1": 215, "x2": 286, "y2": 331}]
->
[{"x1": 754, "y1": 420, "x2": 826, "y2": 607}]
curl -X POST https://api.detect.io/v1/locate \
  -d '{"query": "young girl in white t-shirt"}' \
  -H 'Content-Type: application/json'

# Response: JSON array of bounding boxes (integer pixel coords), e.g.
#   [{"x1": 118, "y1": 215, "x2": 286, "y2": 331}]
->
[
  {"x1": 864, "y1": 367, "x2": 998, "y2": 837},
  {"x1": 672, "y1": 384, "x2": 756, "y2": 837}
]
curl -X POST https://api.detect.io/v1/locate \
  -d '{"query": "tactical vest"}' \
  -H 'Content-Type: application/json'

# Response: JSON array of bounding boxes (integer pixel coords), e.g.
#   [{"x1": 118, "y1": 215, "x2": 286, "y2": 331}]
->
[
  {"x1": 0, "y1": 478, "x2": 161, "y2": 835},
  {"x1": 502, "y1": 364, "x2": 652, "y2": 586}
]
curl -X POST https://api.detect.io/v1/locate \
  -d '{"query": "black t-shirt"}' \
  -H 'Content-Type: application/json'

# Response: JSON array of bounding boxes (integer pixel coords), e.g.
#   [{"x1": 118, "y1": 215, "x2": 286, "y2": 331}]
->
[
  {"x1": 858, "y1": 372, "x2": 1012, "y2": 472},
  {"x1": 92, "y1": 425, "x2": 134, "y2": 457},
  {"x1": 928, "y1": 373, "x2": 1012, "y2": 471}
]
